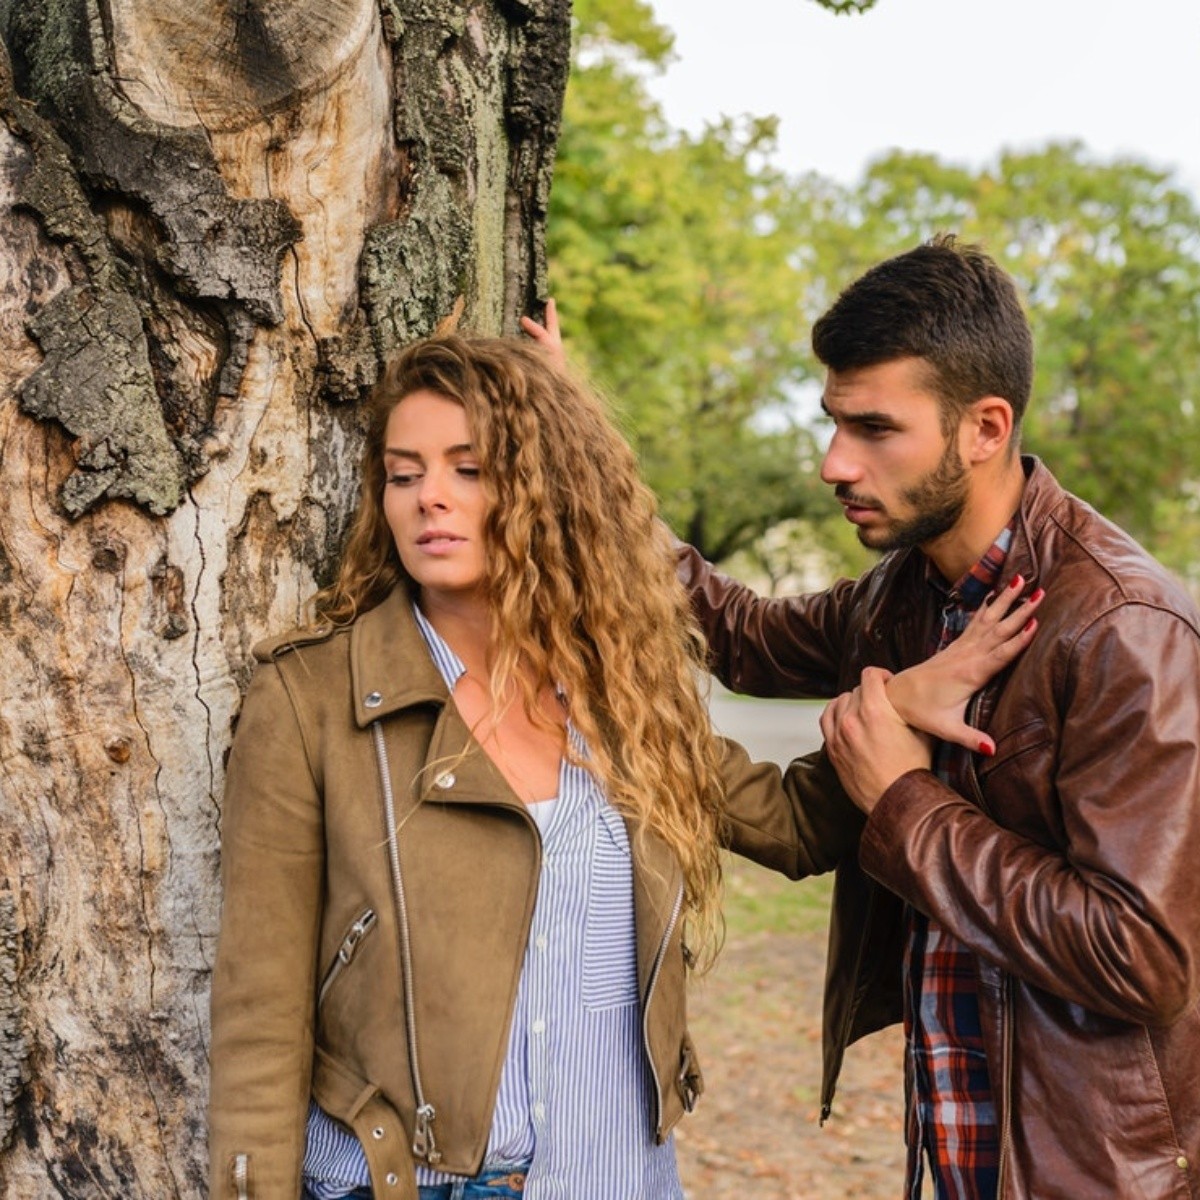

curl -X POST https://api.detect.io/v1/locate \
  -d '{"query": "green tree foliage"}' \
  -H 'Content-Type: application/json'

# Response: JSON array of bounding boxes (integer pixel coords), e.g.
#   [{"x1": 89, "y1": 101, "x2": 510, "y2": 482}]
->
[{"x1": 547, "y1": 0, "x2": 837, "y2": 563}]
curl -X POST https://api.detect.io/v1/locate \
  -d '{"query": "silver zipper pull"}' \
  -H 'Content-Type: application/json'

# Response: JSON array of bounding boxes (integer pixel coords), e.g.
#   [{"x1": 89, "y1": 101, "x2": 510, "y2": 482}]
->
[
  {"x1": 339, "y1": 909, "x2": 377, "y2": 963},
  {"x1": 412, "y1": 1103, "x2": 442, "y2": 1165},
  {"x1": 232, "y1": 1153, "x2": 250, "y2": 1200}
]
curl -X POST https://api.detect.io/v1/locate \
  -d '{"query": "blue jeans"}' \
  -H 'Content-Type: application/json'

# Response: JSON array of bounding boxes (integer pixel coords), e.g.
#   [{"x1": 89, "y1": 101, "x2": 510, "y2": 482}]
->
[
  {"x1": 306, "y1": 1163, "x2": 530, "y2": 1200},
  {"x1": 418, "y1": 1162, "x2": 531, "y2": 1199}
]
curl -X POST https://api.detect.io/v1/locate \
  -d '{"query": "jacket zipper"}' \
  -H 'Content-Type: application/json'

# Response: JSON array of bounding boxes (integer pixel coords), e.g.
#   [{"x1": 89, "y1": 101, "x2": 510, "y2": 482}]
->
[
  {"x1": 642, "y1": 881, "x2": 684, "y2": 1136},
  {"x1": 963, "y1": 689, "x2": 1013, "y2": 1195},
  {"x1": 822, "y1": 881, "x2": 879, "y2": 1123},
  {"x1": 231, "y1": 1153, "x2": 249, "y2": 1200},
  {"x1": 995, "y1": 974, "x2": 1015, "y2": 1196},
  {"x1": 962, "y1": 690, "x2": 995, "y2": 816},
  {"x1": 372, "y1": 722, "x2": 442, "y2": 1166},
  {"x1": 317, "y1": 907, "x2": 378, "y2": 1008}
]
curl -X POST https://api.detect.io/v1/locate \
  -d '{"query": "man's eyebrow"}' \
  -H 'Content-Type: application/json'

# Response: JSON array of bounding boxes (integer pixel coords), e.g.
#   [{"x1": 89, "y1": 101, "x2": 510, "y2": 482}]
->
[
  {"x1": 845, "y1": 410, "x2": 900, "y2": 426},
  {"x1": 819, "y1": 401, "x2": 901, "y2": 427}
]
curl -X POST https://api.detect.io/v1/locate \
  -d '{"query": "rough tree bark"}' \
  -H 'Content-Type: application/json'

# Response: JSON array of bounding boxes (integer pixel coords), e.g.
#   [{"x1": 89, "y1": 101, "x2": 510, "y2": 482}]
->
[{"x1": 0, "y1": 0, "x2": 570, "y2": 1193}]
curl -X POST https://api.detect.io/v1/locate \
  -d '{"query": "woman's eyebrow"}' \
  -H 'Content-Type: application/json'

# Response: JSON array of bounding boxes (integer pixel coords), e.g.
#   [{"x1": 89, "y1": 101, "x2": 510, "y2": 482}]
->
[{"x1": 383, "y1": 442, "x2": 475, "y2": 459}]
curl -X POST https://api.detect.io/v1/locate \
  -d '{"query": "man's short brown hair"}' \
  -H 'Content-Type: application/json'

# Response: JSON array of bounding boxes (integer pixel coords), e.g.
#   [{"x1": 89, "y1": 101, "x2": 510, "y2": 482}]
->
[{"x1": 811, "y1": 234, "x2": 1034, "y2": 434}]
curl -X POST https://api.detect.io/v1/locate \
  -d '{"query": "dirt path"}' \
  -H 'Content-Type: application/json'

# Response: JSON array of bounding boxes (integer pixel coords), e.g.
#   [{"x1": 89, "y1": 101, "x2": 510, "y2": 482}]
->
[
  {"x1": 677, "y1": 696, "x2": 907, "y2": 1198},
  {"x1": 676, "y1": 883, "x2": 907, "y2": 1198}
]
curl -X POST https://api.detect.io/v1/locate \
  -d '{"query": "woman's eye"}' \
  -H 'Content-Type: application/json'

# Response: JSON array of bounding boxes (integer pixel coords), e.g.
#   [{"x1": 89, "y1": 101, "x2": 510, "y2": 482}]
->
[
  {"x1": 457, "y1": 465, "x2": 481, "y2": 479},
  {"x1": 387, "y1": 472, "x2": 420, "y2": 486}
]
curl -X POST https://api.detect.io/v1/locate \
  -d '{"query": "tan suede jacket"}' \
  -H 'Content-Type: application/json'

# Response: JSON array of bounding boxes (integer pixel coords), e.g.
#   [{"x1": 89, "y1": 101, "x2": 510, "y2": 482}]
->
[
  {"x1": 679, "y1": 457, "x2": 1200, "y2": 1199},
  {"x1": 208, "y1": 586, "x2": 856, "y2": 1199}
]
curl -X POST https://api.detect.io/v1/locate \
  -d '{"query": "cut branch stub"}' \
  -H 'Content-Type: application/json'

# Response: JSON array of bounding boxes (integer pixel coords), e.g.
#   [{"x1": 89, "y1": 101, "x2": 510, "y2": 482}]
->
[
  {"x1": 106, "y1": 0, "x2": 376, "y2": 131},
  {"x1": 1, "y1": 1, "x2": 302, "y2": 516}
]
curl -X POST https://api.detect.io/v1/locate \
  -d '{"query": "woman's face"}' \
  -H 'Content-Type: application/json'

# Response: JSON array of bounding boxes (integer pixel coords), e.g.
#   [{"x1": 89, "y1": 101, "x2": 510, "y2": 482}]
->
[{"x1": 381, "y1": 390, "x2": 489, "y2": 610}]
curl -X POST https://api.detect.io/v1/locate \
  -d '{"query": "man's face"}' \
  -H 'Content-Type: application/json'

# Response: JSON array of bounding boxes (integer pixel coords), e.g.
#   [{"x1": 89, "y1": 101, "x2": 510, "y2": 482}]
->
[{"x1": 819, "y1": 357, "x2": 969, "y2": 553}]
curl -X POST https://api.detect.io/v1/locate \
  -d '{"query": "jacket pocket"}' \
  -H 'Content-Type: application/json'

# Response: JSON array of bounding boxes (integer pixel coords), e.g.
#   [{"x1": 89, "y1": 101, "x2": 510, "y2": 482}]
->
[
  {"x1": 581, "y1": 815, "x2": 638, "y2": 1010},
  {"x1": 318, "y1": 907, "x2": 378, "y2": 1008},
  {"x1": 977, "y1": 718, "x2": 1051, "y2": 779},
  {"x1": 975, "y1": 718, "x2": 1057, "y2": 837}
]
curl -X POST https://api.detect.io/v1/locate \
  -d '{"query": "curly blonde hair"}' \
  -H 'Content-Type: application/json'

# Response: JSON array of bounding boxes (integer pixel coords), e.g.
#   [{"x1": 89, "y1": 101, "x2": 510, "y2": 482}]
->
[{"x1": 313, "y1": 336, "x2": 726, "y2": 966}]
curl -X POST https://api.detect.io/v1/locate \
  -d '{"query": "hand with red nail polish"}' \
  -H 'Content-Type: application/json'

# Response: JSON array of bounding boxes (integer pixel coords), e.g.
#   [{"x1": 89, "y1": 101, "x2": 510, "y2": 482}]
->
[{"x1": 886, "y1": 579, "x2": 1045, "y2": 751}]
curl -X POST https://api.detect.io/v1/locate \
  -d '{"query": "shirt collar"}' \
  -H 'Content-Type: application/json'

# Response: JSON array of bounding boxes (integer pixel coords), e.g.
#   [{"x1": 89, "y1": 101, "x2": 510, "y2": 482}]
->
[
  {"x1": 932, "y1": 516, "x2": 1018, "y2": 613},
  {"x1": 411, "y1": 600, "x2": 589, "y2": 765},
  {"x1": 411, "y1": 601, "x2": 468, "y2": 690}
]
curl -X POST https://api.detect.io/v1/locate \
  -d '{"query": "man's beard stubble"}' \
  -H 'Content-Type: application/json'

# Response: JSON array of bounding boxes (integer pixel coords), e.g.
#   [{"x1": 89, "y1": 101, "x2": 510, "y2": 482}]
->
[{"x1": 863, "y1": 438, "x2": 969, "y2": 553}]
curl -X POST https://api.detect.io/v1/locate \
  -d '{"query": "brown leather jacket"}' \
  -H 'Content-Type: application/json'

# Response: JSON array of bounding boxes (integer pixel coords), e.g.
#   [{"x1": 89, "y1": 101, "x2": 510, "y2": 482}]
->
[
  {"x1": 208, "y1": 586, "x2": 855, "y2": 1199},
  {"x1": 681, "y1": 457, "x2": 1200, "y2": 1199}
]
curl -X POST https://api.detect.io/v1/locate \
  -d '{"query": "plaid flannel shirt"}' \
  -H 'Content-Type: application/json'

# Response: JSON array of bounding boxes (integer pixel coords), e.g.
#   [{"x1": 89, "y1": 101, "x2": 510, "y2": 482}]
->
[{"x1": 903, "y1": 520, "x2": 1015, "y2": 1200}]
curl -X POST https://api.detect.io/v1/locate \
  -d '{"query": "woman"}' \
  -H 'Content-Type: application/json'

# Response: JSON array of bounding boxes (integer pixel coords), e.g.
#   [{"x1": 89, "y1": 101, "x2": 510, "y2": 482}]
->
[{"x1": 208, "y1": 334, "x2": 1039, "y2": 1200}]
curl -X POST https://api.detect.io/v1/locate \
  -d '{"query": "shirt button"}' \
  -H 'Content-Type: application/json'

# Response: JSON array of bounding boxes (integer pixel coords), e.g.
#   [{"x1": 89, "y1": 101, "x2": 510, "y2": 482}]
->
[
  {"x1": 531, "y1": 1018, "x2": 546, "y2": 1034},
  {"x1": 535, "y1": 935, "x2": 548, "y2": 950},
  {"x1": 434, "y1": 771, "x2": 456, "y2": 790},
  {"x1": 364, "y1": 691, "x2": 383, "y2": 708},
  {"x1": 533, "y1": 1102, "x2": 546, "y2": 1121}
]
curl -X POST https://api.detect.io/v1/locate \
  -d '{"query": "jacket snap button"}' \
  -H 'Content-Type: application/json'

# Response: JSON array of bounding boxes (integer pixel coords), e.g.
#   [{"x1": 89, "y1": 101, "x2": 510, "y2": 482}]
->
[
  {"x1": 386, "y1": 1173, "x2": 399, "y2": 1186},
  {"x1": 435, "y1": 771, "x2": 456, "y2": 789},
  {"x1": 1179, "y1": 1156, "x2": 1190, "y2": 1170},
  {"x1": 372, "y1": 1126, "x2": 385, "y2": 1139},
  {"x1": 364, "y1": 691, "x2": 383, "y2": 708}
]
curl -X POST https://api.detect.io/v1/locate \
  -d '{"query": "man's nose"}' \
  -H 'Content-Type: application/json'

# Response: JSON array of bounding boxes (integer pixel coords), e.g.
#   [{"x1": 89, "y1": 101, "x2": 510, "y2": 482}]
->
[{"x1": 820, "y1": 430, "x2": 859, "y2": 487}]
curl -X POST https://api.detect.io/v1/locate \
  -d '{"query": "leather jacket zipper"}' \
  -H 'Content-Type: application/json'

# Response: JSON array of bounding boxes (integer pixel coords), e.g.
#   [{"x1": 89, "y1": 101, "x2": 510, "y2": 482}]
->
[
  {"x1": 995, "y1": 974, "x2": 1015, "y2": 1196},
  {"x1": 821, "y1": 882, "x2": 880, "y2": 1123},
  {"x1": 963, "y1": 689, "x2": 1014, "y2": 1194},
  {"x1": 231, "y1": 1152, "x2": 249, "y2": 1200},
  {"x1": 317, "y1": 907, "x2": 378, "y2": 1008},
  {"x1": 642, "y1": 881, "x2": 684, "y2": 1136},
  {"x1": 372, "y1": 722, "x2": 442, "y2": 1166},
  {"x1": 963, "y1": 690, "x2": 993, "y2": 815}
]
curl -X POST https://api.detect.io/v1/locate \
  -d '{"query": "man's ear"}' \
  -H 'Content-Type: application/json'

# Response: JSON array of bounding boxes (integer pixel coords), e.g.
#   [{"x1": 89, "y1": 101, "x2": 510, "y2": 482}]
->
[{"x1": 962, "y1": 395, "x2": 1014, "y2": 465}]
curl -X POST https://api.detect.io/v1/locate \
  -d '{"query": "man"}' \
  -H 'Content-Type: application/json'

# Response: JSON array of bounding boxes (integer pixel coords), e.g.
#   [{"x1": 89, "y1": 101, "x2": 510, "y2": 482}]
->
[{"x1": 678, "y1": 235, "x2": 1200, "y2": 1198}]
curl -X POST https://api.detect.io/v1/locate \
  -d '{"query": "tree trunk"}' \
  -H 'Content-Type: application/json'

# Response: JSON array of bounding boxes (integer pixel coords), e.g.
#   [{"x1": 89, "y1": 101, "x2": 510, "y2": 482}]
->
[{"x1": 0, "y1": 1, "x2": 569, "y2": 1193}]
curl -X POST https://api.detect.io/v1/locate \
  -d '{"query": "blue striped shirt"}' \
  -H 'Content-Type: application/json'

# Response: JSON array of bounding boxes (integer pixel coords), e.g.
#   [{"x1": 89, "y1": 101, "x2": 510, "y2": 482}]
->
[{"x1": 303, "y1": 603, "x2": 682, "y2": 1199}]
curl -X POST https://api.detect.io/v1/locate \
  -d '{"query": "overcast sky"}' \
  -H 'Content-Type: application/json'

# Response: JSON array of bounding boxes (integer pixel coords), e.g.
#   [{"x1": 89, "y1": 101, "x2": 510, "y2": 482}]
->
[{"x1": 644, "y1": 0, "x2": 1200, "y2": 202}]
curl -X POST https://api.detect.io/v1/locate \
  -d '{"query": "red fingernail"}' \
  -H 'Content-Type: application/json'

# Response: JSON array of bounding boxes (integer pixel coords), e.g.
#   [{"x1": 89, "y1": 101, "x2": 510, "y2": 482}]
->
[
  {"x1": 979, "y1": 741, "x2": 995, "y2": 757},
  {"x1": 1030, "y1": 588, "x2": 1044, "y2": 602},
  {"x1": 1023, "y1": 618, "x2": 1037, "y2": 633},
  {"x1": 1009, "y1": 574, "x2": 1023, "y2": 590}
]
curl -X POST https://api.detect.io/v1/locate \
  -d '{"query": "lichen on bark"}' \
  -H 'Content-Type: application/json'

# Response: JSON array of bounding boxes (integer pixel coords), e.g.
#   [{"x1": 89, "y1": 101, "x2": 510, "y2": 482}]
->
[
  {"x1": 322, "y1": 0, "x2": 569, "y2": 390},
  {"x1": 0, "y1": 892, "x2": 29, "y2": 1152}
]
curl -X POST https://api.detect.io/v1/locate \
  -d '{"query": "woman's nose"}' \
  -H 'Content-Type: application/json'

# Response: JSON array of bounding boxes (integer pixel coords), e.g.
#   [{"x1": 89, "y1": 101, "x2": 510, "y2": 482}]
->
[{"x1": 417, "y1": 469, "x2": 449, "y2": 511}]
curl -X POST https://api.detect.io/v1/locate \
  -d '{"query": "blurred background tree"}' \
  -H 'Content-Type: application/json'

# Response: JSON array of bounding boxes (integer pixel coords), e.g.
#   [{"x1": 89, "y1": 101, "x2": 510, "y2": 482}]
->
[
  {"x1": 550, "y1": 2, "x2": 1200, "y2": 593},
  {"x1": 548, "y1": 0, "x2": 846, "y2": 569}
]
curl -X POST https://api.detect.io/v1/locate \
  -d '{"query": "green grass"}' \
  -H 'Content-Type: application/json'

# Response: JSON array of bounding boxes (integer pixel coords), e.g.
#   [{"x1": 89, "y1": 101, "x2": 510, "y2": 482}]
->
[{"x1": 720, "y1": 852, "x2": 834, "y2": 939}]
